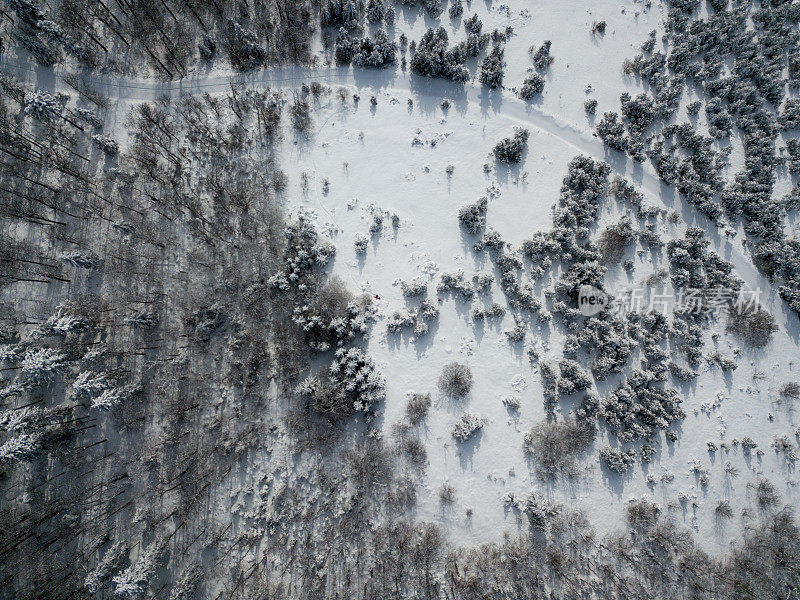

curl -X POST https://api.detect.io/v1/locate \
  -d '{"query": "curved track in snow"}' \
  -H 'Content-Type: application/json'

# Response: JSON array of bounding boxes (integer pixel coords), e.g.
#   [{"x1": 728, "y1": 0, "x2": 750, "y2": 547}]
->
[{"x1": 2, "y1": 56, "x2": 795, "y2": 331}]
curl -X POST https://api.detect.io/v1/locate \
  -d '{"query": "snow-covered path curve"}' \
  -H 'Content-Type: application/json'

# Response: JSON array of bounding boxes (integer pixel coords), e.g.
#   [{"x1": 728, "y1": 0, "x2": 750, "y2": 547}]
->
[{"x1": 2, "y1": 56, "x2": 795, "y2": 332}]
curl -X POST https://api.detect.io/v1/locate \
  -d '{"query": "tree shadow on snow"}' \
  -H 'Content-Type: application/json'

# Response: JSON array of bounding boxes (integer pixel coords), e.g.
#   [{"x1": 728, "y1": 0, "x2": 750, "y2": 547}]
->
[
  {"x1": 408, "y1": 74, "x2": 469, "y2": 117},
  {"x1": 455, "y1": 429, "x2": 483, "y2": 471}
]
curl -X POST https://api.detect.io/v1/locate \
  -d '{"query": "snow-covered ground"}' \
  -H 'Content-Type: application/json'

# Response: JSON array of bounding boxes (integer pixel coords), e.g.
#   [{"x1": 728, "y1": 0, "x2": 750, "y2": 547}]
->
[{"x1": 276, "y1": 82, "x2": 800, "y2": 553}]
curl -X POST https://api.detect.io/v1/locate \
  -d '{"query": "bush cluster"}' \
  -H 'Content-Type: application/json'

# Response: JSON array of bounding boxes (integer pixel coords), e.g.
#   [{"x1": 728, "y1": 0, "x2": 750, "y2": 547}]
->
[
  {"x1": 336, "y1": 29, "x2": 397, "y2": 68},
  {"x1": 519, "y1": 73, "x2": 545, "y2": 100},
  {"x1": 530, "y1": 41, "x2": 553, "y2": 70},
  {"x1": 410, "y1": 27, "x2": 477, "y2": 83},
  {"x1": 438, "y1": 362, "x2": 473, "y2": 398},
  {"x1": 451, "y1": 412, "x2": 484, "y2": 441},
  {"x1": 298, "y1": 347, "x2": 385, "y2": 416},
  {"x1": 493, "y1": 128, "x2": 529, "y2": 164},
  {"x1": 479, "y1": 46, "x2": 505, "y2": 89},
  {"x1": 523, "y1": 417, "x2": 595, "y2": 479},
  {"x1": 601, "y1": 369, "x2": 684, "y2": 442},
  {"x1": 458, "y1": 196, "x2": 488, "y2": 234},
  {"x1": 599, "y1": 446, "x2": 636, "y2": 474}
]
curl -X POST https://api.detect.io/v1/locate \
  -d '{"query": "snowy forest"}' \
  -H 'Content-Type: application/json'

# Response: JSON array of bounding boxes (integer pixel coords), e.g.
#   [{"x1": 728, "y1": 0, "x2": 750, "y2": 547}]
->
[{"x1": 1, "y1": 0, "x2": 800, "y2": 598}]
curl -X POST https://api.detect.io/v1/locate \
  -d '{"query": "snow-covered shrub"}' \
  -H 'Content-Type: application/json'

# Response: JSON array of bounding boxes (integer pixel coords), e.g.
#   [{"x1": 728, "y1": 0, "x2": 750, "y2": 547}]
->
[
  {"x1": 786, "y1": 140, "x2": 800, "y2": 173},
  {"x1": 410, "y1": 27, "x2": 470, "y2": 83},
  {"x1": 523, "y1": 493, "x2": 558, "y2": 529},
  {"x1": 124, "y1": 310, "x2": 158, "y2": 329},
  {"x1": 493, "y1": 128, "x2": 529, "y2": 164},
  {"x1": 705, "y1": 97, "x2": 732, "y2": 138},
  {"x1": 418, "y1": 299, "x2": 440, "y2": 322},
  {"x1": 61, "y1": 251, "x2": 101, "y2": 269},
  {"x1": 369, "y1": 213, "x2": 384, "y2": 236},
  {"x1": 504, "y1": 320, "x2": 526, "y2": 342},
  {"x1": 779, "y1": 381, "x2": 800, "y2": 400},
  {"x1": 21, "y1": 347, "x2": 66, "y2": 385},
  {"x1": 472, "y1": 303, "x2": 505, "y2": 321},
  {"x1": 352, "y1": 30, "x2": 398, "y2": 68},
  {"x1": 519, "y1": 73, "x2": 545, "y2": 100},
  {"x1": 502, "y1": 395, "x2": 521, "y2": 410},
  {"x1": 523, "y1": 417, "x2": 595, "y2": 479},
  {"x1": 406, "y1": 392, "x2": 431, "y2": 425},
  {"x1": 268, "y1": 220, "x2": 336, "y2": 291},
  {"x1": 556, "y1": 359, "x2": 592, "y2": 395},
  {"x1": 601, "y1": 369, "x2": 684, "y2": 442},
  {"x1": 715, "y1": 500, "x2": 733, "y2": 519},
  {"x1": 76, "y1": 108, "x2": 104, "y2": 128},
  {"x1": 578, "y1": 315, "x2": 638, "y2": 380},
  {"x1": 598, "y1": 217, "x2": 634, "y2": 263},
  {"x1": 387, "y1": 309, "x2": 416, "y2": 333},
  {"x1": 400, "y1": 277, "x2": 428, "y2": 298},
  {"x1": 438, "y1": 362, "x2": 473, "y2": 398},
  {"x1": 666, "y1": 227, "x2": 741, "y2": 296},
  {"x1": 437, "y1": 271, "x2": 474, "y2": 298},
  {"x1": 0, "y1": 433, "x2": 41, "y2": 465},
  {"x1": 599, "y1": 446, "x2": 636, "y2": 474},
  {"x1": 584, "y1": 99, "x2": 598, "y2": 114},
  {"x1": 458, "y1": 196, "x2": 488, "y2": 234},
  {"x1": 321, "y1": 0, "x2": 364, "y2": 29},
  {"x1": 592, "y1": 20, "x2": 606, "y2": 34},
  {"x1": 473, "y1": 274, "x2": 493, "y2": 293},
  {"x1": 464, "y1": 13, "x2": 482, "y2": 35},
  {"x1": 668, "y1": 361, "x2": 697, "y2": 381},
  {"x1": 354, "y1": 233, "x2": 368, "y2": 255},
  {"x1": 24, "y1": 90, "x2": 61, "y2": 122},
  {"x1": 93, "y1": 134, "x2": 119, "y2": 155},
  {"x1": 740, "y1": 436, "x2": 758, "y2": 452},
  {"x1": 85, "y1": 542, "x2": 129, "y2": 593},
  {"x1": 366, "y1": 0, "x2": 385, "y2": 23},
  {"x1": 620, "y1": 92, "x2": 656, "y2": 141},
  {"x1": 113, "y1": 537, "x2": 168, "y2": 599},
  {"x1": 225, "y1": 21, "x2": 266, "y2": 70},
  {"x1": 779, "y1": 98, "x2": 800, "y2": 130},
  {"x1": 726, "y1": 304, "x2": 777, "y2": 348},
  {"x1": 754, "y1": 478, "x2": 780, "y2": 507},
  {"x1": 301, "y1": 347, "x2": 385, "y2": 415},
  {"x1": 596, "y1": 112, "x2": 628, "y2": 152},
  {"x1": 479, "y1": 46, "x2": 505, "y2": 89},
  {"x1": 422, "y1": 0, "x2": 442, "y2": 17},
  {"x1": 530, "y1": 40, "x2": 553, "y2": 70},
  {"x1": 439, "y1": 481, "x2": 456, "y2": 503},
  {"x1": 686, "y1": 100, "x2": 702, "y2": 116},
  {"x1": 772, "y1": 436, "x2": 797, "y2": 462},
  {"x1": 474, "y1": 229, "x2": 505, "y2": 253},
  {"x1": 451, "y1": 412, "x2": 484, "y2": 441},
  {"x1": 292, "y1": 280, "x2": 373, "y2": 351},
  {"x1": 290, "y1": 94, "x2": 312, "y2": 133}
]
